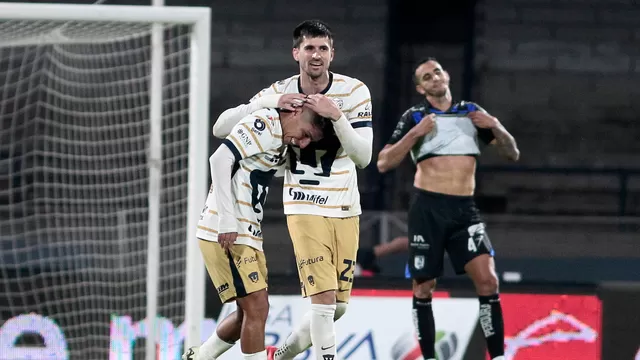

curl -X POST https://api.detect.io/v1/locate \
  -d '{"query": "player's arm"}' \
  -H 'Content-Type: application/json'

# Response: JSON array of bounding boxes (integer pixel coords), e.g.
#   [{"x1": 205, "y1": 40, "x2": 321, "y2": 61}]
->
[
  {"x1": 209, "y1": 144, "x2": 237, "y2": 239},
  {"x1": 304, "y1": 85, "x2": 373, "y2": 168},
  {"x1": 468, "y1": 103, "x2": 520, "y2": 162},
  {"x1": 212, "y1": 84, "x2": 307, "y2": 138},
  {"x1": 377, "y1": 110, "x2": 425, "y2": 173}
]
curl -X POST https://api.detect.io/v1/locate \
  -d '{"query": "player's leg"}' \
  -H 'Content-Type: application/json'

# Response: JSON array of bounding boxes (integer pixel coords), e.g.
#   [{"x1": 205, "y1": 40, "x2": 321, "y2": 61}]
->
[
  {"x1": 407, "y1": 192, "x2": 447, "y2": 360},
  {"x1": 448, "y1": 221, "x2": 504, "y2": 360},
  {"x1": 185, "y1": 239, "x2": 240, "y2": 360},
  {"x1": 274, "y1": 215, "x2": 338, "y2": 360},
  {"x1": 193, "y1": 241, "x2": 270, "y2": 360}
]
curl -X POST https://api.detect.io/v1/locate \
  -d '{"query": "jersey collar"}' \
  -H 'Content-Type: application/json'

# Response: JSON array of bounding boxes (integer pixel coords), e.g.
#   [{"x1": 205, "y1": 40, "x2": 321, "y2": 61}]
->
[{"x1": 297, "y1": 72, "x2": 333, "y2": 95}]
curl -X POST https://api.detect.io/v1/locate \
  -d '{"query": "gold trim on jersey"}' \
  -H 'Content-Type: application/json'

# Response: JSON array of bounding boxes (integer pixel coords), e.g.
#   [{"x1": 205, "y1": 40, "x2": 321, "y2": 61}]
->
[
  {"x1": 344, "y1": 98, "x2": 372, "y2": 113},
  {"x1": 204, "y1": 213, "x2": 261, "y2": 228},
  {"x1": 271, "y1": 83, "x2": 282, "y2": 94},
  {"x1": 236, "y1": 200, "x2": 252, "y2": 207},
  {"x1": 241, "y1": 123, "x2": 264, "y2": 152},
  {"x1": 242, "y1": 182, "x2": 252, "y2": 190},
  {"x1": 228, "y1": 135, "x2": 248, "y2": 158},
  {"x1": 336, "y1": 154, "x2": 348, "y2": 159},
  {"x1": 283, "y1": 201, "x2": 345, "y2": 209},
  {"x1": 284, "y1": 184, "x2": 349, "y2": 191},
  {"x1": 331, "y1": 170, "x2": 350, "y2": 175},
  {"x1": 325, "y1": 82, "x2": 364, "y2": 98},
  {"x1": 197, "y1": 226, "x2": 263, "y2": 241}
]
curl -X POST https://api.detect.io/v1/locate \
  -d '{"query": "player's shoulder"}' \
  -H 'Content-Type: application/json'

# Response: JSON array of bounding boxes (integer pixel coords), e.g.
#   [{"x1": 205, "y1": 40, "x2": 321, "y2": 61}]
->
[
  {"x1": 331, "y1": 72, "x2": 369, "y2": 92},
  {"x1": 456, "y1": 100, "x2": 486, "y2": 113},
  {"x1": 269, "y1": 75, "x2": 300, "y2": 93}
]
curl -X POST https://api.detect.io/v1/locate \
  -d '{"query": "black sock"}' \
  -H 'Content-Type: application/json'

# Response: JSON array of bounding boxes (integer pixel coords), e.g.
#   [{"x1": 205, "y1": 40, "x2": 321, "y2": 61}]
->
[
  {"x1": 412, "y1": 296, "x2": 436, "y2": 359},
  {"x1": 478, "y1": 294, "x2": 505, "y2": 358}
]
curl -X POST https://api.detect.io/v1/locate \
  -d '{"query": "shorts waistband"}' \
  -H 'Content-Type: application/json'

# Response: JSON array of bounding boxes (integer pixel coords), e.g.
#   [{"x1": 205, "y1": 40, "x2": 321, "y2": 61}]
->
[{"x1": 413, "y1": 187, "x2": 474, "y2": 201}]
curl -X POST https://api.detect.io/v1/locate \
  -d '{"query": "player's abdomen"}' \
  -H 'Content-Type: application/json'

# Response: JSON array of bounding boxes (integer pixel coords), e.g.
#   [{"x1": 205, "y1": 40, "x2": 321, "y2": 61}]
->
[{"x1": 414, "y1": 156, "x2": 477, "y2": 196}]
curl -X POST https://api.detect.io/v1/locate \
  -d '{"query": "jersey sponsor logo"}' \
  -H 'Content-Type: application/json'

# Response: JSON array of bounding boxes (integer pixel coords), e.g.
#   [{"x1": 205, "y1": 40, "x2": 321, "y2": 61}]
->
[
  {"x1": 236, "y1": 128, "x2": 252, "y2": 147},
  {"x1": 254, "y1": 118, "x2": 266, "y2": 132},
  {"x1": 216, "y1": 283, "x2": 229, "y2": 294},
  {"x1": 333, "y1": 98, "x2": 343, "y2": 108},
  {"x1": 288, "y1": 187, "x2": 329, "y2": 205},
  {"x1": 357, "y1": 111, "x2": 372, "y2": 118},
  {"x1": 243, "y1": 254, "x2": 258, "y2": 265}
]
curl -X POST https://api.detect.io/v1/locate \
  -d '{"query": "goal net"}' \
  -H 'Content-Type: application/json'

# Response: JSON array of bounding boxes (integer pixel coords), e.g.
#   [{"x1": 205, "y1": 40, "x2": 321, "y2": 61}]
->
[{"x1": 0, "y1": 4, "x2": 210, "y2": 360}]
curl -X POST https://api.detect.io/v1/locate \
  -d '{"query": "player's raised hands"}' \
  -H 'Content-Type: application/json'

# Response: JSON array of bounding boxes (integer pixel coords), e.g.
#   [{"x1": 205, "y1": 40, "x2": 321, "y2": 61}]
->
[
  {"x1": 468, "y1": 111, "x2": 498, "y2": 129},
  {"x1": 303, "y1": 94, "x2": 342, "y2": 121},
  {"x1": 278, "y1": 94, "x2": 308, "y2": 111},
  {"x1": 218, "y1": 232, "x2": 238, "y2": 253},
  {"x1": 410, "y1": 113, "x2": 436, "y2": 137}
]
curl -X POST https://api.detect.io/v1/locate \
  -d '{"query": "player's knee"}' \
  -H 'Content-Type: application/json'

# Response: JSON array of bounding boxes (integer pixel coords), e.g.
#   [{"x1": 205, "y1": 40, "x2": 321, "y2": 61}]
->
[
  {"x1": 474, "y1": 273, "x2": 499, "y2": 296},
  {"x1": 239, "y1": 290, "x2": 269, "y2": 322},
  {"x1": 310, "y1": 289, "x2": 337, "y2": 305},
  {"x1": 335, "y1": 302, "x2": 348, "y2": 321},
  {"x1": 413, "y1": 278, "x2": 437, "y2": 299}
]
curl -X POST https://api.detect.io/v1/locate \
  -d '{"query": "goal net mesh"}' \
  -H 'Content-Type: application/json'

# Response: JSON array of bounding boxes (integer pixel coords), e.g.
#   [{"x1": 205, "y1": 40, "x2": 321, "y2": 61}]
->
[{"x1": 0, "y1": 19, "x2": 194, "y2": 360}]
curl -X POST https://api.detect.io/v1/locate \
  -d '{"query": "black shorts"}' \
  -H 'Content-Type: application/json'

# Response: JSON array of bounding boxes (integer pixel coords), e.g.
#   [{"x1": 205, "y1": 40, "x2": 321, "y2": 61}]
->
[{"x1": 407, "y1": 188, "x2": 494, "y2": 280}]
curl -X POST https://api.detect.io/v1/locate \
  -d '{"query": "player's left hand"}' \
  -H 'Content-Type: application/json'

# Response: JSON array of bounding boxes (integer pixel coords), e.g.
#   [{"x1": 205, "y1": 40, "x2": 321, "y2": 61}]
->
[
  {"x1": 218, "y1": 232, "x2": 238, "y2": 253},
  {"x1": 303, "y1": 94, "x2": 342, "y2": 121},
  {"x1": 468, "y1": 111, "x2": 499, "y2": 129}
]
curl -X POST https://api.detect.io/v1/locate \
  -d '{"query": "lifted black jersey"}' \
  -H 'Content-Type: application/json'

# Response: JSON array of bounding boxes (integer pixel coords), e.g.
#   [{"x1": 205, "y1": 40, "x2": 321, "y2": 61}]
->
[{"x1": 387, "y1": 101, "x2": 495, "y2": 164}]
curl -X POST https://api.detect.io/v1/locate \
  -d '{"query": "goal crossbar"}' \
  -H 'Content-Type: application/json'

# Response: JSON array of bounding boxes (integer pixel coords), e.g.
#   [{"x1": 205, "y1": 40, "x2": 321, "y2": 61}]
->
[{"x1": 0, "y1": 3, "x2": 210, "y2": 24}]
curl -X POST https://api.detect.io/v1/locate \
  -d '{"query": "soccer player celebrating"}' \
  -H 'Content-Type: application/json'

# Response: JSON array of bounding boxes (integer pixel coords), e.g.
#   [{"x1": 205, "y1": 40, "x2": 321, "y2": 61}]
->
[
  {"x1": 377, "y1": 58, "x2": 519, "y2": 360},
  {"x1": 212, "y1": 19, "x2": 373, "y2": 360},
  {"x1": 183, "y1": 105, "x2": 325, "y2": 360}
]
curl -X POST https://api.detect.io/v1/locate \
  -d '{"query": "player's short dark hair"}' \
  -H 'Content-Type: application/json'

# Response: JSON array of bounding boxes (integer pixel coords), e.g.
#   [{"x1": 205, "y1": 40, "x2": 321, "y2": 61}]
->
[
  {"x1": 293, "y1": 20, "x2": 333, "y2": 48},
  {"x1": 413, "y1": 57, "x2": 440, "y2": 85}
]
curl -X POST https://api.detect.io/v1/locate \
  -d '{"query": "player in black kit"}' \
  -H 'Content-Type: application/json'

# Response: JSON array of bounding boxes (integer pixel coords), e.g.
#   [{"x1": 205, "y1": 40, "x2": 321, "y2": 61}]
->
[{"x1": 377, "y1": 58, "x2": 520, "y2": 360}]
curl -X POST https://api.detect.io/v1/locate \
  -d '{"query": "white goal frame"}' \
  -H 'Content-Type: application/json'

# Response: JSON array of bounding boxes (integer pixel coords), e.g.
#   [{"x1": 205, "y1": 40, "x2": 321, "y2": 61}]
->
[{"x1": 0, "y1": 3, "x2": 211, "y2": 359}]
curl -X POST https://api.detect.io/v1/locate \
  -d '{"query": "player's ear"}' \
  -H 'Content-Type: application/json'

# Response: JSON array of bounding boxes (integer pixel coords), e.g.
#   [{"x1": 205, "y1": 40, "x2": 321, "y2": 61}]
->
[
  {"x1": 330, "y1": 47, "x2": 335, "y2": 62},
  {"x1": 415, "y1": 84, "x2": 425, "y2": 95},
  {"x1": 292, "y1": 47, "x2": 300, "y2": 62}
]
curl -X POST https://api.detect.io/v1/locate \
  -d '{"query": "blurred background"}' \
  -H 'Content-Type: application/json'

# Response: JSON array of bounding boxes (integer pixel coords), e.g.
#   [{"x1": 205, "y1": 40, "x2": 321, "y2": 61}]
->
[{"x1": 1, "y1": 0, "x2": 639, "y2": 359}]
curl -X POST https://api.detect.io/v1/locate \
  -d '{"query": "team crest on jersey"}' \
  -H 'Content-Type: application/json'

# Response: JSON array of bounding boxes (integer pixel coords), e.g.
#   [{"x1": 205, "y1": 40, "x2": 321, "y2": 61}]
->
[
  {"x1": 248, "y1": 271, "x2": 259, "y2": 283},
  {"x1": 333, "y1": 98, "x2": 343, "y2": 109},
  {"x1": 414, "y1": 255, "x2": 425, "y2": 270}
]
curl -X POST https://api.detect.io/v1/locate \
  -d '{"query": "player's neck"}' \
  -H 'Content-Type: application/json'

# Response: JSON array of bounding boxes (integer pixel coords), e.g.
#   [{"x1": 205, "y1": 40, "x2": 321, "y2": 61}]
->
[
  {"x1": 426, "y1": 91, "x2": 452, "y2": 112},
  {"x1": 299, "y1": 71, "x2": 330, "y2": 95},
  {"x1": 279, "y1": 115, "x2": 294, "y2": 142}
]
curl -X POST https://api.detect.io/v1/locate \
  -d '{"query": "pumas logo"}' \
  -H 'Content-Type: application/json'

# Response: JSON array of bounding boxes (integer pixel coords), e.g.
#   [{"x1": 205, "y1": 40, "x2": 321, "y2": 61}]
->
[
  {"x1": 248, "y1": 224, "x2": 262, "y2": 238},
  {"x1": 288, "y1": 188, "x2": 329, "y2": 205},
  {"x1": 307, "y1": 275, "x2": 315, "y2": 286},
  {"x1": 333, "y1": 98, "x2": 343, "y2": 108},
  {"x1": 248, "y1": 271, "x2": 259, "y2": 283}
]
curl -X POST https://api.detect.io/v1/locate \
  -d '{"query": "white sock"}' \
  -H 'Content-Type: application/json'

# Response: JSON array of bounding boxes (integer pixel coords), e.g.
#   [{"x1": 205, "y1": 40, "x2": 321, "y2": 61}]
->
[
  {"x1": 310, "y1": 304, "x2": 336, "y2": 360},
  {"x1": 274, "y1": 303, "x2": 347, "y2": 360},
  {"x1": 199, "y1": 331, "x2": 235, "y2": 360},
  {"x1": 243, "y1": 350, "x2": 267, "y2": 359},
  {"x1": 274, "y1": 311, "x2": 312, "y2": 360}
]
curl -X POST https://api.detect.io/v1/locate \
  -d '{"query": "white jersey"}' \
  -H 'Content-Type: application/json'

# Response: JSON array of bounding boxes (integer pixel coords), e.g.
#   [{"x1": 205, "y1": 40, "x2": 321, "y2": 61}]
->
[
  {"x1": 250, "y1": 72, "x2": 372, "y2": 218},
  {"x1": 196, "y1": 109, "x2": 286, "y2": 251}
]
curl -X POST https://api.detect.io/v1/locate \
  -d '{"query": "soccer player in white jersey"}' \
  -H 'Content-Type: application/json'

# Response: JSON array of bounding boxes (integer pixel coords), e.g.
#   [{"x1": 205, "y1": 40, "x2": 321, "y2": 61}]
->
[
  {"x1": 183, "y1": 106, "x2": 325, "y2": 360},
  {"x1": 211, "y1": 19, "x2": 373, "y2": 360}
]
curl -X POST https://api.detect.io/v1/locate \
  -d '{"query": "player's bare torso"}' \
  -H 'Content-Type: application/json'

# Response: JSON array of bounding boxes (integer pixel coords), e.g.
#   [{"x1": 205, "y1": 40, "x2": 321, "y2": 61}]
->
[{"x1": 415, "y1": 155, "x2": 477, "y2": 196}]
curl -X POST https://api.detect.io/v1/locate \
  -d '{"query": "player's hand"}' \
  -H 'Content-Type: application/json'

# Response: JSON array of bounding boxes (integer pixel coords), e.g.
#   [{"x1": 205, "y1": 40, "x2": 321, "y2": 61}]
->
[
  {"x1": 410, "y1": 114, "x2": 436, "y2": 137},
  {"x1": 469, "y1": 111, "x2": 499, "y2": 129},
  {"x1": 278, "y1": 94, "x2": 308, "y2": 111},
  {"x1": 303, "y1": 94, "x2": 342, "y2": 121},
  {"x1": 218, "y1": 232, "x2": 238, "y2": 253}
]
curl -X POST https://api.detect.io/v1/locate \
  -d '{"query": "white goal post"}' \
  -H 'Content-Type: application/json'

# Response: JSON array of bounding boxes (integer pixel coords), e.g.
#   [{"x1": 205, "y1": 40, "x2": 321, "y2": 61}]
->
[{"x1": 0, "y1": 3, "x2": 210, "y2": 360}]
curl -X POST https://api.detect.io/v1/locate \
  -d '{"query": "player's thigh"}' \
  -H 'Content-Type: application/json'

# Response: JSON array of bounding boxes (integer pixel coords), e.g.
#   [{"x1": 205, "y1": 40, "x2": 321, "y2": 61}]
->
[
  {"x1": 287, "y1": 214, "x2": 336, "y2": 297},
  {"x1": 199, "y1": 240, "x2": 267, "y2": 303},
  {"x1": 331, "y1": 216, "x2": 359, "y2": 303},
  {"x1": 446, "y1": 222, "x2": 494, "y2": 275},
  {"x1": 407, "y1": 197, "x2": 446, "y2": 281}
]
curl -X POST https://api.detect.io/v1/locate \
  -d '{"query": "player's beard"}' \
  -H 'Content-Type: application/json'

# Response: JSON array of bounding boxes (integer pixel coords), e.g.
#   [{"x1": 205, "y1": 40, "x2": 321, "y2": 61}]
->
[
  {"x1": 305, "y1": 63, "x2": 326, "y2": 80},
  {"x1": 426, "y1": 85, "x2": 448, "y2": 98}
]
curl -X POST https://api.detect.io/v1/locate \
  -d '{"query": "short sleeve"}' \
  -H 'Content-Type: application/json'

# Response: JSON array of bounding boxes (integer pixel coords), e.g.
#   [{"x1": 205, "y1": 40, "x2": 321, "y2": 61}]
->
[
  {"x1": 386, "y1": 109, "x2": 418, "y2": 145},
  {"x1": 223, "y1": 115, "x2": 275, "y2": 161}
]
